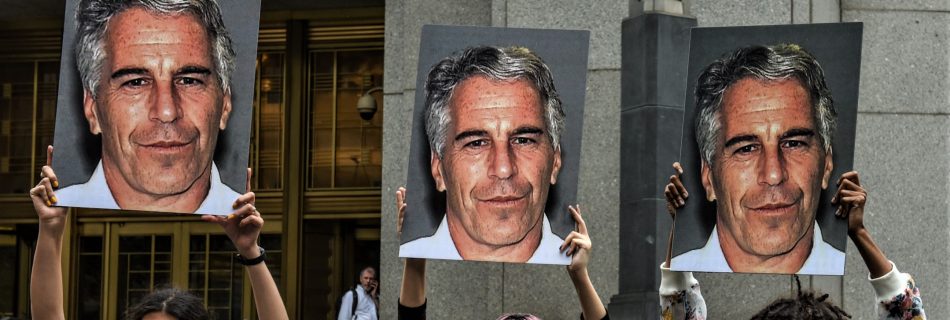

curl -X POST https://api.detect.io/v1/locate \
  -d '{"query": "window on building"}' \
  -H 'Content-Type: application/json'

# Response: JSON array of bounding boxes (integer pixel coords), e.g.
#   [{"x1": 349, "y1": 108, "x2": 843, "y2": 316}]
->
[
  {"x1": 76, "y1": 236, "x2": 104, "y2": 319},
  {"x1": 115, "y1": 235, "x2": 173, "y2": 317},
  {"x1": 187, "y1": 233, "x2": 282, "y2": 320},
  {"x1": 309, "y1": 48, "x2": 383, "y2": 189},
  {"x1": 0, "y1": 233, "x2": 17, "y2": 317},
  {"x1": 251, "y1": 51, "x2": 286, "y2": 191},
  {"x1": 0, "y1": 60, "x2": 58, "y2": 195}
]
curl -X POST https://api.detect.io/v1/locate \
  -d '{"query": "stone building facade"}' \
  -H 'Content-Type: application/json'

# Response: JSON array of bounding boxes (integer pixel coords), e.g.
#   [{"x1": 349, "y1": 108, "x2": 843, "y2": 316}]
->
[{"x1": 381, "y1": 0, "x2": 949, "y2": 318}]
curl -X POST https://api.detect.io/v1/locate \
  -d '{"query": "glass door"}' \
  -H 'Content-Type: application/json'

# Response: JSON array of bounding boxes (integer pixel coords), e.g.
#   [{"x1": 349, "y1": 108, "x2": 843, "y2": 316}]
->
[{"x1": 105, "y1": 223, "x2": 177, "y2": 320}]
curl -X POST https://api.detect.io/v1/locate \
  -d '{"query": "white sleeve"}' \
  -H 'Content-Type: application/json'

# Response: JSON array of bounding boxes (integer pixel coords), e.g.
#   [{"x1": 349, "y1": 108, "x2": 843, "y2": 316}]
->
[
  {"x1": 658, "y1": 262, "x2": 706, "y2": 320},
  {"x1": 337, "y1": 291, "x2": 353, "y2": 320},
  {"x1": 659, "y1": 262, "x2": 700, "y2": 295},
  {"x1": 868, "y1": 261, "x2": 908, "y2": 303}
]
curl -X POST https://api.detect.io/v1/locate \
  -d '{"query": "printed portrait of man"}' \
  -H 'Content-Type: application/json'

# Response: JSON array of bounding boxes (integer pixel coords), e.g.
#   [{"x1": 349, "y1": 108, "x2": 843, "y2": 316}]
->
[
  {"x1": 52, "y1": 0, "x2": 260, "y2": 215},
  {"x1": 399, "y1": 25, "x2": 590, "y2": 265},
  {"x1": 671, "y1": 43, "x2": 848, "y2": 274}
]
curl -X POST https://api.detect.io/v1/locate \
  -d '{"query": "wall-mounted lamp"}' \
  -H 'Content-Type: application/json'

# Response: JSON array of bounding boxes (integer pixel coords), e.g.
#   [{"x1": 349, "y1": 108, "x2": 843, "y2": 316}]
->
[{"x1": 356, "y1": 86, "x2": 384, "y2": 121}]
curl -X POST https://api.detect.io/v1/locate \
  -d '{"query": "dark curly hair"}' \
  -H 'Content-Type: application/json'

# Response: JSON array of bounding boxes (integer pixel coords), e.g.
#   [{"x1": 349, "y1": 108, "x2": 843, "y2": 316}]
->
[
  {"x1": 750, "y1": 275, "x2": 851, "y2": 319},
  {"x1": 124, "y1": 288, "x2": 210, "y2": 320}
]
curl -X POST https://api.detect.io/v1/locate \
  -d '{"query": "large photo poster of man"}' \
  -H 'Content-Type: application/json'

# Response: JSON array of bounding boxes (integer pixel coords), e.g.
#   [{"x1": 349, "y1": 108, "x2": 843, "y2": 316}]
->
[
  {"x1": 399, "y1": 25, "x2": 590, "y2": 265},
  {"x1": 670, "y1": 23, "x2": 862, "y2": 275},
  {"x1": 51, "y1": 0, "x2": 261, "y2": 215}
]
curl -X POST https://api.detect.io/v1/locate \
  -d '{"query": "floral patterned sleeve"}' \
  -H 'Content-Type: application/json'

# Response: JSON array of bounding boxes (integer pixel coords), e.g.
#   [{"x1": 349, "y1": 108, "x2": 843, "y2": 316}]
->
[
  {"x1": 871, "y1": 262, "x2": 926, "y2": 320},
  {"x1": 658, "y1": 263, "x2": 706, "y2": 320}
]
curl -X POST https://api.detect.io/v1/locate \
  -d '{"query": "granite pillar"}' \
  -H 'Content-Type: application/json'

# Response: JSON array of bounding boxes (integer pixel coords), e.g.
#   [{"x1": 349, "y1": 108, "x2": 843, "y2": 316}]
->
[{"x1": 607, "y1": 12, "x2": 695, "y2": 319}]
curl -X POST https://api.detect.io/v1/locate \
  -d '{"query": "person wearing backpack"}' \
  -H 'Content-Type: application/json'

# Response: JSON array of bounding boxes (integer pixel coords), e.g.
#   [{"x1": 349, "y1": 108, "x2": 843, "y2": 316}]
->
[{"x1": 338, "y1": 266, "x2": 380, "y2": 320}]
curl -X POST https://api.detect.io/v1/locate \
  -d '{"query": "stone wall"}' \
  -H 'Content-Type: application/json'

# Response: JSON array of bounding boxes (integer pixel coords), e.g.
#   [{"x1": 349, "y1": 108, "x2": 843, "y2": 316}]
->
[
  {"x1": 840, "y1": 1, "x2": 949, "y2": 318},
  {"x1": 381, "y1": 0, "x2": 949, "y2": 318}
]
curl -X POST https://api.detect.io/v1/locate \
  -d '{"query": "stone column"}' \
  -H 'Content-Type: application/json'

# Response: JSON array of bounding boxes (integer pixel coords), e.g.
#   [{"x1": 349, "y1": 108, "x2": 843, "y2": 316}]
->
[{"x1": 607, "y1": 2, "x2": 695, "y2": 318}]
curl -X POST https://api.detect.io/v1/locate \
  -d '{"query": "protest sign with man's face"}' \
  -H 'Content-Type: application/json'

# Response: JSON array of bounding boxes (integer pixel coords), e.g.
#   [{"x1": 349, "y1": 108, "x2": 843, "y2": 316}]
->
[
  {"x1": 670, "y1": 23, "x2": 862, "y2": 275},
  {"x1": 399, "y1": 25, "x2": 589, "y2": 265},
  {"x1": 52, "y1": 0, "x2": 260, "y2": 215}
]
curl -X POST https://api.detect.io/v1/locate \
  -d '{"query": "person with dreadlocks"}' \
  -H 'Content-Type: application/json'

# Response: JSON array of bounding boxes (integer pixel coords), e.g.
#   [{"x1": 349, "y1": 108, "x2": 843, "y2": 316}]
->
[
  {"x1": 662, "y1": 165, "x2": 926, "y2": 319},
  {"x1": 748, "y1": 275, "x2": 849, "y2": 319}
]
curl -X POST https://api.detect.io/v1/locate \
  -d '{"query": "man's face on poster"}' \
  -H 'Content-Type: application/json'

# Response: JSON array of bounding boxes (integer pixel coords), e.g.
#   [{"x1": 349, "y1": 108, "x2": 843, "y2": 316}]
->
[
  {"x1": 83, "y1": 7, "x2": 232, "y2": 197},
  {"x1": 701, "y1": 77, "x2": 833, "y2": 258},
  {"x1": 431, "y1": 75, "x2": 562, "y2": 247}
]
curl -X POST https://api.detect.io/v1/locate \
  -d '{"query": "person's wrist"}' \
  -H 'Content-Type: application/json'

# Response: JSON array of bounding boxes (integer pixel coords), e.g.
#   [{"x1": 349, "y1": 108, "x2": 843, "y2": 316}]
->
[
  {"x1": 39, "y1": 217, "x2": 66, "y2": 236},
  {"x1": 568, "y1": 265, "x2": 589, "y2": 281},
  {"x1": 238, "y1": 243, "x2": 261, "y2": 260},
  {"x1": 848, "y1": 225, "x2": 868, "y2": 238},
  {"x1": 39, "y1": 224, "x2": 65, "y2": 240},
  {"x1": 405, "y1": 257, "x2": 426, "y2": 269}
]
